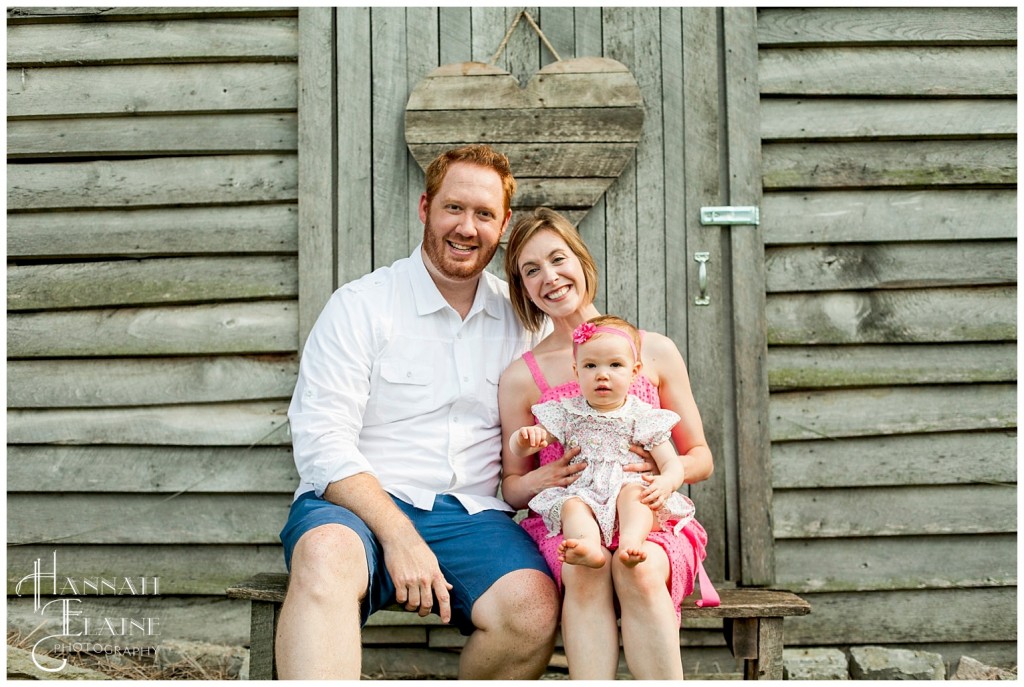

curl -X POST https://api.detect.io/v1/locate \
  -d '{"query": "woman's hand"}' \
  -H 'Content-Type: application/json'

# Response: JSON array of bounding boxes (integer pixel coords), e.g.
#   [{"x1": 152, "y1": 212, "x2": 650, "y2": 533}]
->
[
  {"x1": 624, "y1": 444, "x2": 659, "y2": 475},
  {"x1": 524, "y1": 445, "x2": 585, "y2": 496}
]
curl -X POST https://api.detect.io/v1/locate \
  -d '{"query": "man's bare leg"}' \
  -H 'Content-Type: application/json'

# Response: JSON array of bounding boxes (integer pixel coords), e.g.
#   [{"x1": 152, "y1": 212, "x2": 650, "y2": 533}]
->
[
  {"x1": 275, "y1": 524, "x2": 368, "y2": 679},
  {"x1": 460, "y1": 568, "x2": 560, "y2": 679}
]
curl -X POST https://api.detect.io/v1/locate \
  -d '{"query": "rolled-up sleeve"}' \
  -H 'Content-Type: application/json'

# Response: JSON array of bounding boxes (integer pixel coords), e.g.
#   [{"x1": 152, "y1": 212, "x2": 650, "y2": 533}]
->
[{"x1": 288, "y1": 287, "x2": 378, "y2": 497}]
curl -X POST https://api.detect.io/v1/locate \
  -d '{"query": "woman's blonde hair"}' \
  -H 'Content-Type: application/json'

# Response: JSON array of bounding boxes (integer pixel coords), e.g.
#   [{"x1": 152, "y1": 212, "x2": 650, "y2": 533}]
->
[{"x1": 504, "y1": 207, "x2": 599, "y2": 332}]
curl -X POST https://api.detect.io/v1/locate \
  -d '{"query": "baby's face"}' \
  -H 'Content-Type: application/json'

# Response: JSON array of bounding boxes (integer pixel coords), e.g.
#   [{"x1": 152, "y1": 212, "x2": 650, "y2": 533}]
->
[{"x1": 573, "y1": 333, "x2": 640, "y2": 412}]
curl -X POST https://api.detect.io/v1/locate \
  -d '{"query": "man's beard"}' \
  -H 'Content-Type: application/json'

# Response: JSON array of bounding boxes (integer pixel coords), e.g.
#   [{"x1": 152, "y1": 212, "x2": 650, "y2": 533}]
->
[{"x1": 422, "y1": 219, "x2": 500, "y2": 281}]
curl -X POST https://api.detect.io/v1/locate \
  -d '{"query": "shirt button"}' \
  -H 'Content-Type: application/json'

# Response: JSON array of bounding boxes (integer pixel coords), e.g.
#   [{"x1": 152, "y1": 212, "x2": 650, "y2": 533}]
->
[
  {"x1": 406, "y1": 372, "x2": 412, "y2": 378},
  {"x1": 463, "y1": 376, "x2": 469, "y2": 382}
]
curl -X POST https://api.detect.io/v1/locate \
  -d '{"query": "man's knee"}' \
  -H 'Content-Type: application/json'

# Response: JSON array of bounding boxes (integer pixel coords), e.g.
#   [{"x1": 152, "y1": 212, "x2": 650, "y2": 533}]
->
[
  {"x1": 474, "y1": 569, "x2": 559, "y2": 639},
  {"x1": 287, "y1": 524, "x2": 369, "y2": 604}
]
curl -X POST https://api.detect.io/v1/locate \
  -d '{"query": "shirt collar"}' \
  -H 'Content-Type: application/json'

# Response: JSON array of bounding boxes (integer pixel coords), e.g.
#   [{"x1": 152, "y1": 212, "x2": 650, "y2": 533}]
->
[{"x1": 410, "y1": 243, "x2": 505, "y2": 320}]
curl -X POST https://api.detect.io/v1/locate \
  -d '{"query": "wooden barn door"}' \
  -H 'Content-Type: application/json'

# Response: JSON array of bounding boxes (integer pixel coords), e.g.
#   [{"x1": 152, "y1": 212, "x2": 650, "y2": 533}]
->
[{"x1": 296, "y1": 7, "x2": 771, "y2": 586}]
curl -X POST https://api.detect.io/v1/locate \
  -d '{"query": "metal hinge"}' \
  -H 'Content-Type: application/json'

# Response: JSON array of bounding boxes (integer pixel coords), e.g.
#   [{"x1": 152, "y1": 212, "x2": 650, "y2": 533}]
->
[{"x1": 700, "y1": 206, "x2": 760, "y2": 226}]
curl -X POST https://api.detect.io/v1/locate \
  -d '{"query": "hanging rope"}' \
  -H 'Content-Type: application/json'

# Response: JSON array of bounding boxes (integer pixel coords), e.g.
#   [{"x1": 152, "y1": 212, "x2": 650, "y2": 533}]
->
[{"x1": 488, "y1": 9, "x2": 562, "y2": 65}]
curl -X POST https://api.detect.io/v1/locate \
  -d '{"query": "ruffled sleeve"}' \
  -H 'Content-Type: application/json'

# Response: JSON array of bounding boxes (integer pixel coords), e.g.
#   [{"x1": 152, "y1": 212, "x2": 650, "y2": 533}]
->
[
  {"x1": 633, "y1": 407, "x2": 681, "y2": 451},
  {"x1": 531, "y1": 399, "x2": 569, "y2": 444}
]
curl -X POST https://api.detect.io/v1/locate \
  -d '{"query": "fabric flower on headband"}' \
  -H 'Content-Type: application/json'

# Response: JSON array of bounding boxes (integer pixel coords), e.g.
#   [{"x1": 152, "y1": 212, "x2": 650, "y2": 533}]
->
[
  {"x1": 571, "y1": 321, "x2": 639, "y2": 360},
  {"x1": 572, "y1": 322, "x2": 597, "y2": 345}
]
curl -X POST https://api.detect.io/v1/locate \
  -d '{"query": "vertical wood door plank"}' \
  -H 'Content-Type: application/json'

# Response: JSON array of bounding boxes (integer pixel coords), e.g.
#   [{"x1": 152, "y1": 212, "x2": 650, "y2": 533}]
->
[{"x1": 724, "y1": 6, "x2": 775, "y2": 586}]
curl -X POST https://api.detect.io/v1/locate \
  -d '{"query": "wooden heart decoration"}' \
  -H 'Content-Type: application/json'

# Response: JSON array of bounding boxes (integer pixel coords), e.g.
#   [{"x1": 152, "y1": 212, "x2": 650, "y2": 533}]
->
[{"x1": 405, "y1": 57, "x2": 645, "y2": 225}]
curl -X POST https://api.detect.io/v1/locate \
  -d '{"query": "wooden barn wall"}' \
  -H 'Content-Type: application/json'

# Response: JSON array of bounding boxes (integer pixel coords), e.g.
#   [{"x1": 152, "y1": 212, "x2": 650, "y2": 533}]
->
[
  {"x1": 7, "y1": 7, "x2": 298, "y2": 645},
  {"x1": 757, "y1": 7, "x2": 1017, "y2": 667}
]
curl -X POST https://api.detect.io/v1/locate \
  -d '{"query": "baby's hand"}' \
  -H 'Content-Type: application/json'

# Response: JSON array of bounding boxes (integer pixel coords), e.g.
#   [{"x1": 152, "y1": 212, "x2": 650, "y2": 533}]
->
[
  {"x1": 518, "y1": 426, "x2": 549, "y2": 450},
  {"x1": 640, "y1": 474, "x2": 675, "y2": 510}
]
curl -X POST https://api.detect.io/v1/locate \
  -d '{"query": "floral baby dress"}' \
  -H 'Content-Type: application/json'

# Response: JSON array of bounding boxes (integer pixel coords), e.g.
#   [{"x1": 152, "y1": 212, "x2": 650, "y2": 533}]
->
[{"x1": 527, "y1": 394, "x2": 696, "y2": 546}]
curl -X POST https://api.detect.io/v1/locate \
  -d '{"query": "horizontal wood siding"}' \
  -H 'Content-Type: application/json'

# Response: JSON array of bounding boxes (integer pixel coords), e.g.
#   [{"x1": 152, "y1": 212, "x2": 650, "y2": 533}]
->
[
  {"x1": 757, "y1": 7, "x2": 1017, "y2": 665},
  {"x1": 6, "y1": 6, "x2": 297, "y2": 645}
]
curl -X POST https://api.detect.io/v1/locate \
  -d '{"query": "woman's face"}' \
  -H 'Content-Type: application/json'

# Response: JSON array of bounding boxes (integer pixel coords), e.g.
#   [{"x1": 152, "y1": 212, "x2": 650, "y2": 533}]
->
[{"x1": 516, "y1": 229, "x2": 589, "y2": 320}]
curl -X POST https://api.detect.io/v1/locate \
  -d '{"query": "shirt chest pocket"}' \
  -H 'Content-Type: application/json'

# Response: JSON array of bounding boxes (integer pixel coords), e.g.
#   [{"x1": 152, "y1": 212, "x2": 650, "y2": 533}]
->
[{"x1": 374, "y1": 358, "x2": 435, "y2": 423}]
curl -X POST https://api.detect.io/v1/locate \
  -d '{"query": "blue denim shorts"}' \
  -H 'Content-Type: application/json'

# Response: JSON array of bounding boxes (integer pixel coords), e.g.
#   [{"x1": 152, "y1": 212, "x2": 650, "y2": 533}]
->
[{"x1": 279, "y1": 491, "x2": 552, "y2": 635}]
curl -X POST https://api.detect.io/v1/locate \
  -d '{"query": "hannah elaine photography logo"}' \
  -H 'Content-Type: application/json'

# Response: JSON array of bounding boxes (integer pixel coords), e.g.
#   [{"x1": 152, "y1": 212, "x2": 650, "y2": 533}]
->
[{"x1": 14, "y1": 552, "x2": 162, "y2": 672}]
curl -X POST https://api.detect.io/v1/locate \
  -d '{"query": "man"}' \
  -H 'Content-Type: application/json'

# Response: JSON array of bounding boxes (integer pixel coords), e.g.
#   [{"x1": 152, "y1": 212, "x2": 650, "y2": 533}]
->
[{"x1": 276, "y1": 145, "x2": 560, "y2": 679}]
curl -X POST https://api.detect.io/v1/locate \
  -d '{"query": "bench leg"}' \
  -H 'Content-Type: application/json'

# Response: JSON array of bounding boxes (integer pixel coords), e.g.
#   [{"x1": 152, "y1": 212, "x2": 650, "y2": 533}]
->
[
  {"x1": 743, "y1": 618, "x2": 784, "y2": 680},
  {"x1": 248, "y1": 601, "x2": 277, "y2": 680}
]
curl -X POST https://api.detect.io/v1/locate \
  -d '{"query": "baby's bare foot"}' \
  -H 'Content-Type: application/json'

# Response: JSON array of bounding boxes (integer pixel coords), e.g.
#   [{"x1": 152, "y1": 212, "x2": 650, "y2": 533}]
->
[
  {"x1": 618, "y1": 545, "x2": 647, "y2": 567},
  {"x1": 558, "y1": 538, "x2": 606, "y2": 568}
]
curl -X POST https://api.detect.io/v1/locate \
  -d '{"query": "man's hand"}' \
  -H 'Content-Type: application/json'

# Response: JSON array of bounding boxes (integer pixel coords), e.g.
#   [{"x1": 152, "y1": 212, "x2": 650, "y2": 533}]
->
[{"x1": 382, "y1": 533, "x2": 453, "y2": 623}]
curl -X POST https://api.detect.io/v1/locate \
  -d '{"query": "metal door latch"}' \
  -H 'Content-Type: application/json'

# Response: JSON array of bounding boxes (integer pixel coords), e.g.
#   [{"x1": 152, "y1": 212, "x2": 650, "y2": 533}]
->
[
  {"x1": 700, "y1": 206, "x2": 760, "y2": 226},
  {"x1": 694, "y1": 252, "x2": 710, "y2": 306}
]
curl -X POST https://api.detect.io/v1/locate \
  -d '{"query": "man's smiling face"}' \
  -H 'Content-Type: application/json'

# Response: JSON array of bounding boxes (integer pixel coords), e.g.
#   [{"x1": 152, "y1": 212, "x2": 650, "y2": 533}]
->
[{"x1": 420, "y1": 161, "x2": 509, "y2": 282}]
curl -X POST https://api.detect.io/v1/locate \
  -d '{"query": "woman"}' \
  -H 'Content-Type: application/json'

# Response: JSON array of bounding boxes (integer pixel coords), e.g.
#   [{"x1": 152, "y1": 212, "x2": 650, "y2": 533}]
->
[{"x1": 498, "y1": 207, "x2": 715, "y2": 679}]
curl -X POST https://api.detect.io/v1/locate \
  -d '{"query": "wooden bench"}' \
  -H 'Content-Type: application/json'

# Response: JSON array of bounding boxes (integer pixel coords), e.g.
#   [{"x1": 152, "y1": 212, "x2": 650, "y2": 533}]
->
[{"x1": 227, "y1": 573, "x2": 809, "y2": 680}]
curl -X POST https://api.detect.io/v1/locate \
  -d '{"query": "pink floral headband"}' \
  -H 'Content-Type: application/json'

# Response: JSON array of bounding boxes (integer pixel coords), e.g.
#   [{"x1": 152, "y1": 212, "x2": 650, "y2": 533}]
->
[{"x1": 572, "y1": 322, "x2": 638, "y2": 360}]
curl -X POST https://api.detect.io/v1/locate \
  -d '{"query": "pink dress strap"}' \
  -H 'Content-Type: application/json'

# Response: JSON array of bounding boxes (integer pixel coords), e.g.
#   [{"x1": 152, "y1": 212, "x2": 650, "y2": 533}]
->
[{"x1": 521, "y1": 351, "x2": 550, "y2": 394}]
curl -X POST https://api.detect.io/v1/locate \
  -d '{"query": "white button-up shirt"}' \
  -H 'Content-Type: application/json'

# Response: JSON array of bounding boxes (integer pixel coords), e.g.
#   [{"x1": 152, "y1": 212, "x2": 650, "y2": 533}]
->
[{"x1": 288, "y1": 245, "x2": 545, "y2": 514}]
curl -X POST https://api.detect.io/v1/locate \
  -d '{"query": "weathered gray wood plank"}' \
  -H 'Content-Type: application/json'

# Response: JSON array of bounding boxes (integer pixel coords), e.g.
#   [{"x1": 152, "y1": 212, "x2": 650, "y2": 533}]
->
[
  {"x1": 724, "y1": 5, "x2": 774, "y2": 587},
  {"x1": 768, "y1": 343, "x2": 1017, "y2": 390},
  {"x1": 783, "y1": 587, "x2": 1016, "y2": 644},
  {"x1": 761, "y1": 99, "x2": 1016, "y2": 141},
  {"x1": 767, "y1": 287, "x2": 1016, "y2": 345},
  {"x1": 602, "y1": 7, "x2": 640, "y2": 325},
  {"x1": 336, "y1": 7, "x2": 373, "y2": 287},
  {"x1": 405, "y1": 7, "x2": 439, "y2": 256},
  {"x1": 772, "y1": 430, "x2": 1017, "y2": 488},
  {"x1": 770, "y1": 383, "x2": 1016, "y2": 441},
  {"x1": 7, "y1": 493, "x2": 291, "y2": 544},
  {"x1": 7, "y1": 205, "x2": 298, "y2": 259},
  {"x1": 7, "y1": 355, "x2": 298, "y2": 408},
  {"x1": 8, "y1": 155, "x2": 298, "y2": 210},
  {"x1": 7, "y1": 544, "x2": 287, "y2": 595},
  {"x1": 775, "y1": 534, "x2": 1017, "y2": 592},
  {"x1": 439, "y1": 8, "x2": 471, "y2": 65},
  {"x1": 765, "y1": 241, "x2": 1017, "y2": 292},
  {"x1": 757, "y1": 7, "x2": 1017, "y2": 46},
  {"x1": 762, "y1": 189, "x2": 1017, "y2": 244},
  {"x1": 7, "y1": 446, "x2": 297, "y2": 492},
  {"x1": 773, "y1": 484, "x2": 1015, "y2": 538},
  {"x1": 408, "y1": 142, "x2": 637, "y2": 178},
  {"x1": 8, "y1": 257, "x2": 297, "y2": 310},
  {"x1": 7, "y1": 17, "x2": 298, "y2": 66},
  {"x1": 8, "y1": 402, "x2": 291, "y2": 446},
  {"x1": 405, "y1": 108, "x2": 644, "y2": 144},
  {"x1": 8, "y1": 301, "x2": 298, "y2": 357},
  {"x1": 759, "y1": 46, "x2": 1016, "y2": 96},
  {"x1": 407, "y1": 66, "x2": 643, "y2": 113},
  {"x1": 8, "y1": 113, "x2": 297, "y2": 157},
  {"x1": 634, "y1": 7, "x2": 666, "y2": 334},
  {"x1": 763, "y1": 140, "x2": 1016, "y2": 190},
  {"x1": 297, "y1": 7, "x2": 335, "y2": 349},
  {"x1": 6, "y1": 7, "x2": 296, "y2": 23},
  {"x1": 8, "y1": 63, "x2": 297, "y2": 118},
  {"x1": 372, "y1": 7, "x2": 413, "y2": 270}
]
